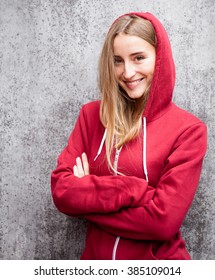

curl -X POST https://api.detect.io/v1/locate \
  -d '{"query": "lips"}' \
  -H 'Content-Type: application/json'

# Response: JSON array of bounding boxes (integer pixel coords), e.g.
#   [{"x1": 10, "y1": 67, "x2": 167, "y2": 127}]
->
[{"x1": 124, "y1": 78, "x2": 144, "y2": 89}]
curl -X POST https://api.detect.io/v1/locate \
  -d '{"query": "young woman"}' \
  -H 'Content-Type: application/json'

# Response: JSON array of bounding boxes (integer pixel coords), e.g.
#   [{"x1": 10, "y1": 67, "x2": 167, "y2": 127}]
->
[{"x1": 51, "y1": 12, "x2": 207, "y2": 260}]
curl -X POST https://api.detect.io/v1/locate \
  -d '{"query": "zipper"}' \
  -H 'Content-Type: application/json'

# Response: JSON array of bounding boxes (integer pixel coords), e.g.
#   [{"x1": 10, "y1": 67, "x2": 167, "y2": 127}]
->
[
  {"x1": 112, "y1": 147, "x2": 122, "y2": 260},
  {"x1": 113, "y1": 147, "x2": 122, "y2": 175}
]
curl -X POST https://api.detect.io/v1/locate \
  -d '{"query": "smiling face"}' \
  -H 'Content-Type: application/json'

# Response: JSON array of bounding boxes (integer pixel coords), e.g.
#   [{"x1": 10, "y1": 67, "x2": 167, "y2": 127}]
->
[{"x1": 113, "y1": 33, "x2": 156, "y2": 99}]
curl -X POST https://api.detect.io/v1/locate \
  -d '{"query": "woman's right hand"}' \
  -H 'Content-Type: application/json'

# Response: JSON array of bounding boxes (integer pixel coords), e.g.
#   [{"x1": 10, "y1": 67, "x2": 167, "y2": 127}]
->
[{"x1": 73, "y1": 153, "x2": 90, "y2": 178}]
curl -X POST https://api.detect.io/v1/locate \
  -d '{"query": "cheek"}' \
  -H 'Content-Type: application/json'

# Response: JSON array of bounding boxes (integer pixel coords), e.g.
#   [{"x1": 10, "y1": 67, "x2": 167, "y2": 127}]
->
[
  {"x1": 148, "y1": 69, "x2": 154, "y2": 77},
  {"x1": 144, "y1": 64, "x2": 155, "y2": 77},
  {"x1": 150, "y1": 58, "x2": 156, "y2": 74},
  {"x1": 115, "y1": 68, "x2": 122, "y2": 81},
  {"x1": 115, "y1": 70, "x2": 121, "y2": 80}
]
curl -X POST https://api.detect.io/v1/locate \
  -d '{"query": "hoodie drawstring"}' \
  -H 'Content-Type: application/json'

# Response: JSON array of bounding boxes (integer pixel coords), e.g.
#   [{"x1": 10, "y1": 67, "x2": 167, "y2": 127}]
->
[
  {"x1": 94, "y1": 128, "x2": 107, "y2": 161},
  {"x1": 143, "y1": 117, "x2": 149, "y2": 182}
]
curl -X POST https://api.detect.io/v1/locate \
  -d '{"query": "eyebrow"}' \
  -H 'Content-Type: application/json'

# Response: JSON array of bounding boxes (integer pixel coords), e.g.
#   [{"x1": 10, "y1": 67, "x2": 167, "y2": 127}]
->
[
  {"x1": 131, "y1": 52, "x2": 146, "y2": 56},
  {"x1": 114, "y1": 51, "x2": 146, "y2": 57}
]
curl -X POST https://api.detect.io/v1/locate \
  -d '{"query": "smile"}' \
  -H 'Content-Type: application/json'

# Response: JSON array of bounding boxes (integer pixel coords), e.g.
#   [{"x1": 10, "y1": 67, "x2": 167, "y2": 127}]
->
[{"x1": 124, "y1": 78, "x2": 144, "y2": 89}]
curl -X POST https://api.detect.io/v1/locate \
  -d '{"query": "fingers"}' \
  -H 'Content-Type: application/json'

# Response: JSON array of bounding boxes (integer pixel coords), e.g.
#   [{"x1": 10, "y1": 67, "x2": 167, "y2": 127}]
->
[
  {"x1": 76, "y1": 157, "x2": 85, "y2": 177},
  {"x1": 82, "y1": 153, "x2": 89, "y2": 175},
  {"x1": 73, "y1": 153, "x2": 89, "y2": 178},
  {"x1": 73, "y1": 165, "x2": 79, "y2": 177}
]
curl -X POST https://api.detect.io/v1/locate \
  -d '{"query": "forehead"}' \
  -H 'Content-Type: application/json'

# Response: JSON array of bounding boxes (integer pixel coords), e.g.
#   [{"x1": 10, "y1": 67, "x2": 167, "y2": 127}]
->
[{"x1": 113, "y1": 33, "x2": 153, "y2": 55}]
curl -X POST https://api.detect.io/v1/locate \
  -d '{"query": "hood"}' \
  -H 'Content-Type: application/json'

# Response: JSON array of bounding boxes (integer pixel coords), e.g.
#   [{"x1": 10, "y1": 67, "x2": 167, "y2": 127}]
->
[{"x1": 119, "y1": 12, "x2": 176, "y2": 122}]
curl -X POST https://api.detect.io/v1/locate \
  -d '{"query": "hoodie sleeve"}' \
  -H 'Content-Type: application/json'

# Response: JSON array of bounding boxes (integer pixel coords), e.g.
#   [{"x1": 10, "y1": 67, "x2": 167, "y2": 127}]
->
[
  {"x1": 83, "y1": 122, "x2": 207, "y2": 241},
  {"x1": 51, "y1": 105, "x2": 149, "y2": 215}
]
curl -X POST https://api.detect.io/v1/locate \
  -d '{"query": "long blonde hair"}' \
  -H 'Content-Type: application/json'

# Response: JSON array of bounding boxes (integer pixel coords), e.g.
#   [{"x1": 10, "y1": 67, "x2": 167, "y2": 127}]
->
[{"x1": 98, "y1": 15, "x2": 157, "y2": 173}]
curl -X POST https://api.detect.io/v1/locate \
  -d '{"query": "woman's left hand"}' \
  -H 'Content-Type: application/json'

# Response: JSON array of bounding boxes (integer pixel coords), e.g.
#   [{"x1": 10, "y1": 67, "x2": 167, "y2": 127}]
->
[{"x1": 73, "y1": 153, "x2": 90, "y2": 178}]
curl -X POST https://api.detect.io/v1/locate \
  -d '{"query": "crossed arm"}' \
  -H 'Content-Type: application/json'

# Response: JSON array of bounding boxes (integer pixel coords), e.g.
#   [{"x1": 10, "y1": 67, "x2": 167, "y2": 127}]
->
[{"x1": 52, "y1": 111, "x2": 207, "y2": 241}]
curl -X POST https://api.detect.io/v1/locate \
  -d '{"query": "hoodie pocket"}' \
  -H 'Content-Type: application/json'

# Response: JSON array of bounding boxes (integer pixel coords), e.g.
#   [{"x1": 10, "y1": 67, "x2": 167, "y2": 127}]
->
[
  {"x1": 148, "y1": 233, "x2": 190, "y2": 260},
  {"x1": 144, "y1": 242, "x2": 159, "y2": 260}
]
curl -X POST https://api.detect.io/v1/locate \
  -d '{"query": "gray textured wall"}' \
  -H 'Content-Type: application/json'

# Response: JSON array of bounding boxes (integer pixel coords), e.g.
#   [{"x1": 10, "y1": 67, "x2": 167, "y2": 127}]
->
[{"x1": 0, "y1": 0, "x2": 214, "y2": 260}]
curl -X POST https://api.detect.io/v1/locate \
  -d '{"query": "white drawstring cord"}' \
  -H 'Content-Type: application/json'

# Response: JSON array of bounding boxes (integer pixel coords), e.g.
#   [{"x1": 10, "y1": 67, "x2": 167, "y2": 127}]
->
[
  {"x1": 143, "y1": 117, "x2": 149, "y2": 182},
  {"x1": 112, "y1": 236, "x2": 120, "y2": 260},
  {"x1": 94, "y1": 128, "x2": 107, "y2": 161}
]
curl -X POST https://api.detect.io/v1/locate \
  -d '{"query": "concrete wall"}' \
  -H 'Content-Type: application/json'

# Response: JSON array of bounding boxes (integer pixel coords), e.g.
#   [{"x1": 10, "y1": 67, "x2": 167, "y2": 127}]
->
[{"x1": 0, "y1": 0, "x2": 214, "y2": 260}]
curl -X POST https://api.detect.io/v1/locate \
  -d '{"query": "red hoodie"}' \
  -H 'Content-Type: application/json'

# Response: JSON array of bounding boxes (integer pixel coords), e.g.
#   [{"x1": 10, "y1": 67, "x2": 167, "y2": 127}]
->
[{"x1": 51, "y1": 12, "x2": 207, "y2": 260}]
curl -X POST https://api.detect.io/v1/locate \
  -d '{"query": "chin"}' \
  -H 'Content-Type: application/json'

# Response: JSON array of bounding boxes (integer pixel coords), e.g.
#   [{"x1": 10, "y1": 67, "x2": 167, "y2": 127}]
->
[{"x1": 127, "y1": 91, "x2": 145, "y2": 100}]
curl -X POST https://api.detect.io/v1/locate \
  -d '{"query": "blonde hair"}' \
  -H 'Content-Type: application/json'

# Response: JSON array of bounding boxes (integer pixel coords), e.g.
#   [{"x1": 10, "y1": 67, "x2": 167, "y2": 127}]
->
[{"x1": 98, "y1": 15, "x2": 157, "y2": 173}]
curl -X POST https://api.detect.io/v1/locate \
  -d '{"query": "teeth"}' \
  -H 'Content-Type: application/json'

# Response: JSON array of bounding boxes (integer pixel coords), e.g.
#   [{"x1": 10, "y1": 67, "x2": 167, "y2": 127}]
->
[{"x1": 126, "y1": 79, "x2": 142, "y2": 86}]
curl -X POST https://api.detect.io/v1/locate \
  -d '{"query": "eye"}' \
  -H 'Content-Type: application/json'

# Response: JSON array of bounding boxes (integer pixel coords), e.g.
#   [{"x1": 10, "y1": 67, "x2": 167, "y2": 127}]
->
[
  {"x1": 114, "y1": 56, "x2": 123, "y2": 65},
  {"x1": 135, "y1": 55, "x2": 145, "y2": 62}
]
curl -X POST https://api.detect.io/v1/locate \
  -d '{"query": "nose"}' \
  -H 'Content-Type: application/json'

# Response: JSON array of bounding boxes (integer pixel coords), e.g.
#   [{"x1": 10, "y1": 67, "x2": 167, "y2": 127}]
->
[{"x1": 122, "y1": 62, "x2": 136, "y2": 80}]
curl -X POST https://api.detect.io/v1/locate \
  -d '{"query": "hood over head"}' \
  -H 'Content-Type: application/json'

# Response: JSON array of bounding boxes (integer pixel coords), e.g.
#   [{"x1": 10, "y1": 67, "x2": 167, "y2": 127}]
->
[{"x1": 115, "y1": 12, "x2": 176, "y2": 121}]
